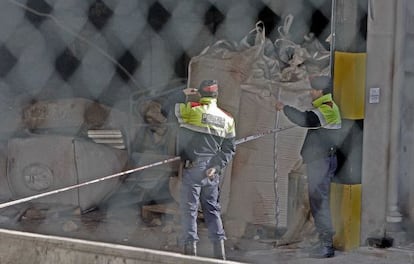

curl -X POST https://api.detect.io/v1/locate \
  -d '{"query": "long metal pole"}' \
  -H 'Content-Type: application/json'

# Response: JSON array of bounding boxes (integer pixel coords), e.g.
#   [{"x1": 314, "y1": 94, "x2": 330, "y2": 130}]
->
[
  {"x1": 330, "y1": 0, "x2": 337, "y2": 77},
  {"x1": 386, "y1": 0, "x2": 404, "y2": 230}
]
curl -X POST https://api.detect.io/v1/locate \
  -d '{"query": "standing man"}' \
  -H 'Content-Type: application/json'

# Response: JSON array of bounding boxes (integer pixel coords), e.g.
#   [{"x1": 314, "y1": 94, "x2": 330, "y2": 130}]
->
[
  {"x1": 164, "y1": 80, "x2": 236, "y2": 260},
  {"x1": 275, "y1": 76, "x2": 341, "y2": 258}
]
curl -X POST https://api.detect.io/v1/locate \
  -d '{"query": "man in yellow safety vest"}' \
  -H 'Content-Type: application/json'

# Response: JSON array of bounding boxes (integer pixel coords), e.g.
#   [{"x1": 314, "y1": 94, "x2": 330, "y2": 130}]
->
[
  {"x1": 275, "y1": 76, "x2": 341, "y2": 258},
  {"x1": 163, "y1": 80, "x2": 236, "y2": 260}
]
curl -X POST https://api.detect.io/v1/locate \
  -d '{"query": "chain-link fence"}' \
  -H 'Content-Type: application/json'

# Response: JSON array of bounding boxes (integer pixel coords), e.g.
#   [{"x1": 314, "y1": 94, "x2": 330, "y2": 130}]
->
[
  {"x1": 0, "y1": 0, "x2": 335, "y2": 106},
  {"x1": 0, "y1": 0, "x2": 370, "y2": 245}
]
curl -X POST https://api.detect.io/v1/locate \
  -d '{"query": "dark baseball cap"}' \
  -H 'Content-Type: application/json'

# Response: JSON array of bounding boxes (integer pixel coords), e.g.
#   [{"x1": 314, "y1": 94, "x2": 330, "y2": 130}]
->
[
  {"x1": 199, "y1": 80, "x2": 219, "y2": 98},
  {"x1": 310, "y1": 76, "x2": 332, "y2": 94}
]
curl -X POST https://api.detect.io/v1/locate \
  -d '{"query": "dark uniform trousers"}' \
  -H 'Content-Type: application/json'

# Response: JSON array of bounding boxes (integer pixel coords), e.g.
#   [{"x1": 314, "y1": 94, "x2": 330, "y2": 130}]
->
[
  {"x1": 306, "y1": 154, "x2": 338, "y2": 238},
  {"x1": 180, "y1": 158, "x2": 226, "y2": 243}
]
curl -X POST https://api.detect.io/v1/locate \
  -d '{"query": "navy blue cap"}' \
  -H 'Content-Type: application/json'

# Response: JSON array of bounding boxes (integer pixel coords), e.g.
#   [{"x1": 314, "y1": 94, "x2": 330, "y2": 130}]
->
[{"x1": 310, "y1": 76, "x2": 332, "y2": 94}]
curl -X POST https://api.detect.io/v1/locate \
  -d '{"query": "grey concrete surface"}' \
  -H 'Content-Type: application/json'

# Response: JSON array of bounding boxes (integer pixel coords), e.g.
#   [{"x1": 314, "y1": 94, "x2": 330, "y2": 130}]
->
[
  {"x1": 1, "y1": 228, "x2": 414, "y2": 264},
  {"x1": 0, "y1": 228, "x2": 240, "y2": 264},
  {"x1": 237, "y1": 246, "x2": 414, "y2": 264}
]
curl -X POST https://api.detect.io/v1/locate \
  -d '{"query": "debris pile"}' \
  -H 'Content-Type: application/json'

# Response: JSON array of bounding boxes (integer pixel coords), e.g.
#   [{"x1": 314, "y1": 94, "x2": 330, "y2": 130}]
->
[{"x1": 187, "y1": 18, "x2": 330, "y2": 243}]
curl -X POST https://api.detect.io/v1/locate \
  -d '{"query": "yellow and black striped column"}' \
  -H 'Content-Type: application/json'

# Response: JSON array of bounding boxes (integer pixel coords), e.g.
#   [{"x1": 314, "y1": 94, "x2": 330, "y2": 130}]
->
[
  {"x1": 331, "y1": 51, "x2": 365, "y2": 251},
  {"x1": 329, "y1": 0, "x2": 368, "y2": 251}
]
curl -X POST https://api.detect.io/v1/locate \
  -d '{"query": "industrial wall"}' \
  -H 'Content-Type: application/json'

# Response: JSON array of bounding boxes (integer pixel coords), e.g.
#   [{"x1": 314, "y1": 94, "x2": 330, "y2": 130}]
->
[
  {"x1": 400, "y1": 1, "x2": 414, "y2": 228},
  {"x1": 362, "y1": 0, "x2": 414, "y2": 244}
]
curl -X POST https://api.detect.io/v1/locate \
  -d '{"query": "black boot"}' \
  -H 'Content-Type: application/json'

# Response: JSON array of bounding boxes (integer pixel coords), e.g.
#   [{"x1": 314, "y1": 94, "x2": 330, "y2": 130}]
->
[
  {"x1": 309, "y1": 234, "x2": 335, "y2": 258},
  {"x1": 183, "y1": 241, "x2": 197, "y2": 256},
  {"x1": 213, "y1": 240, "x2": 226, "y2": 260}
]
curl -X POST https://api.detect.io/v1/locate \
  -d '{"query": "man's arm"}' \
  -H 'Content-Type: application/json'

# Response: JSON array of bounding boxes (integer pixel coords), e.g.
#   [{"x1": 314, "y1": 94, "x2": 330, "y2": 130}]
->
[
  {"x1": 206, "y1": 137, "x2": 236, "y2": 178},
  {"x1": 212, "y1": 137, "x2": 236, "y2": 170},
  {"x1": 275, "y1": 100, "x2": 321, "y2": 128},
  {"x1": 161, "y1": 88, "x2": 198, "y2": 118}
]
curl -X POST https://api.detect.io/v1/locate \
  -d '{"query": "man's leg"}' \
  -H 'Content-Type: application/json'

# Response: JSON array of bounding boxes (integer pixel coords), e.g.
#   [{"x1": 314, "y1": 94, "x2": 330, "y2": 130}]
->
[
  {"x1": 200, "y1": 177, "x2": 226, "y2": 259},
  {"x1": 180, "y1": 168, "x2": 201, "y2": 255},
  {"x1": 306, "y1": 156, "x2": 337, "y2": 258}
]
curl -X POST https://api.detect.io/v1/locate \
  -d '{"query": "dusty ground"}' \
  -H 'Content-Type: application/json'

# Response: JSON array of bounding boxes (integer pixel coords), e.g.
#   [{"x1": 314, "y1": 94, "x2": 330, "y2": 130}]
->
[
  {"x1": 0, "y1": 199, "x2": 309, "y2": 263},
  {"x1": 2, "y1": 202, "x2": 414, "y2": 264}
]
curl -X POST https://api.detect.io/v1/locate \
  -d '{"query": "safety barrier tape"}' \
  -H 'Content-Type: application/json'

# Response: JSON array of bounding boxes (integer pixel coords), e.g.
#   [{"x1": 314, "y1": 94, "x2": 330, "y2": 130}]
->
[
  {"x1": 0, "y1": 125, "x2": 297, "y2": 209},
  {"x1": 0, "y1": 156, "x2": 181, "y2": 209},
  {"x1": 235, "y1": 125, "x2": 297, "y2": 145}
]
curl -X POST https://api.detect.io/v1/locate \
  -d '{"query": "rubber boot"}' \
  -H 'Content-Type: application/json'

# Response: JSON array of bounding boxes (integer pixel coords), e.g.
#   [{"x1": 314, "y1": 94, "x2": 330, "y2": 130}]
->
[
  {"x1": 309, "y1": 234, "x2": 335, "y2": 258},
  {"x1": 183, "y1": 241, "x2": 197, "y2": 256},
  {"x1": 213, "y1": 240, "x2": 226, "y2": 260}
]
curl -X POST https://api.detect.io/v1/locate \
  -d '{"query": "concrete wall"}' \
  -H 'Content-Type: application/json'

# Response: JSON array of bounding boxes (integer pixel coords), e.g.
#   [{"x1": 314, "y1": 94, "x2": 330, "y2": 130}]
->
[
  {"x1": 362, "y1": 0, "x2": 414, "y2": 243},
  {"x1": 401, "y1": 1, "x2": 414, "y2": 227},
  {"x1": 362, "y1": 0, "x2": 393, "y2": 243},
  {"x1": 0, "y1": 228, "x2": 240, "y2": 264}
]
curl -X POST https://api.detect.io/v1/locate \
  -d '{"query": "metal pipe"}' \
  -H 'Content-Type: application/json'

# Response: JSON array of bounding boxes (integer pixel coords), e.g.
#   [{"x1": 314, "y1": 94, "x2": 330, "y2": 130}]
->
[
  {"x1": 386, "y1": 0, "x2": 405, "y2": 230},
  {"x1": 329, "y1": 0, "x2": 337, "y2": 77}
]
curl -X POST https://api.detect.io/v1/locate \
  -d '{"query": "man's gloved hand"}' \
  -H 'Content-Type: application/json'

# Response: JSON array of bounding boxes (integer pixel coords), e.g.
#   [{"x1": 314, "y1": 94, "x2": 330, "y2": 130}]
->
[
  {"x1": 183, "y1": 88, "x2": 199, "y2": 96},
  {"x1": 275, "y1": 100, "x2": 285, "y2": 111},
  {"x1": 205, "y1": 167, "x2": 217, "y2": 180}
]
